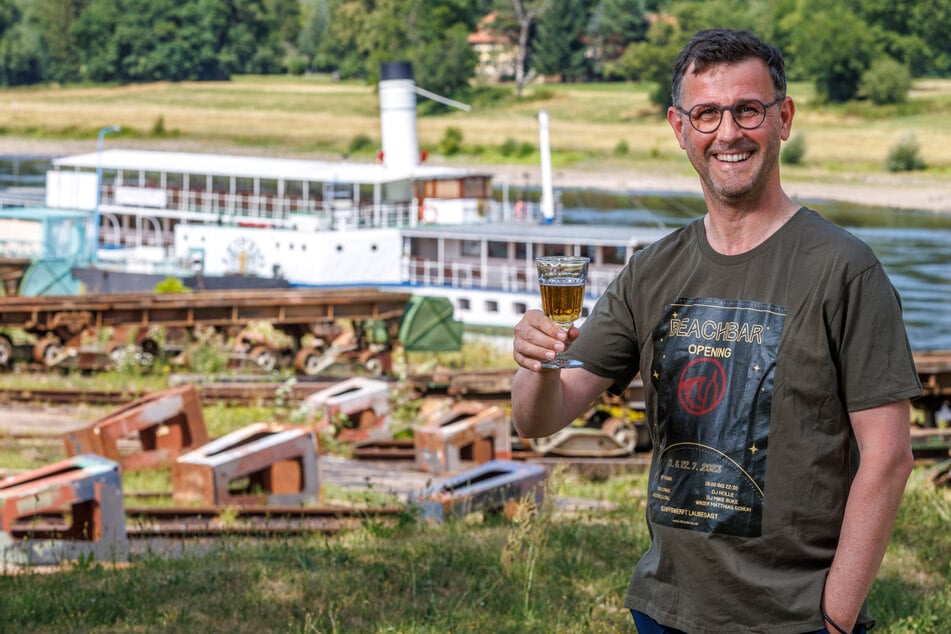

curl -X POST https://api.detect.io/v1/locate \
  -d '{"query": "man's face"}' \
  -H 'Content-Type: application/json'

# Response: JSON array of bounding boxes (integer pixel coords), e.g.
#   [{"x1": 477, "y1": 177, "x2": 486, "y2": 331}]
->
[{"x1": 667, "y1": 58, "x2": 793, "y2": 206}]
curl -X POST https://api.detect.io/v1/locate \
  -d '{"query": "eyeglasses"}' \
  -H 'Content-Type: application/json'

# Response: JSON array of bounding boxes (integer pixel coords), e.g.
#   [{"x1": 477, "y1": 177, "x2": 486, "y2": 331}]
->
[{"x1": 676, "y1": 98, "x2": 782, "y2": 133}]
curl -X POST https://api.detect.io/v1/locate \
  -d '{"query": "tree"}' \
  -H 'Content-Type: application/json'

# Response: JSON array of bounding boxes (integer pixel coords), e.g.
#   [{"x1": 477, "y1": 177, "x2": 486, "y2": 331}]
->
[
  {"x1": 25, "y1": 0, "x2": 89, "y2": 82},
  {"x1": 784, "y1": 2, "x2": 876, "y2": 103},
  {"x1": 532, "y1": 0, "x2": 590, "y2": 81},
  {"x1": 606, "y1": 18, "x2": 687, "y2": 110},
  {"x1": 588, "y1": 0, "x2": 648, "y2": 77}
]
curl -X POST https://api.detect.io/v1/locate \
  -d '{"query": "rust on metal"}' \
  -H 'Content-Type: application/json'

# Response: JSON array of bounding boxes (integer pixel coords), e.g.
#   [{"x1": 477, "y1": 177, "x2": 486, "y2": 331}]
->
[
  {"x1": 410, "y1": 460, "x2": 547, "y2": 521},
  {"x1": 413, "y1": 401, "x2": 511, "y2": 474},
  {"x1": 0, "y1": 454, "x2": 128, "y2": 564},
  {"x1": 307, "y1": 377, "x2": 392, "y2": 445},
  {"x1": 172, "y1": 422, "x2": 319, "y2": 507},
  {"x1": 62, "y1": 385, "x2": 209, "y2": 471}
]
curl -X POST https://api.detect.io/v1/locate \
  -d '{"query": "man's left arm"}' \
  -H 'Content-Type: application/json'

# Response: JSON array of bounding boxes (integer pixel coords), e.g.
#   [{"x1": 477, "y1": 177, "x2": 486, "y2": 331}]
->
[{"x1": 820, "y1": 400, "x2": 915, "y2": 632}]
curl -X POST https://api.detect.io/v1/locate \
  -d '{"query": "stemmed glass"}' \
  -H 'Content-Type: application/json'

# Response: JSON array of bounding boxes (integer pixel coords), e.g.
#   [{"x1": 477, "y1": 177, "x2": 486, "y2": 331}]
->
[{"x1": 535, "y1": 256, "x2": 589, "y2": 369}]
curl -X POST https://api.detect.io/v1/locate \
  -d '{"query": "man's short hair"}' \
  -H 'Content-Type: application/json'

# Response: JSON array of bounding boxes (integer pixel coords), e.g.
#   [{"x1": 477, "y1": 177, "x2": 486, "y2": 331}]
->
[{"x1": 671, "y1": 29, "x2": 787, "y2": 107}]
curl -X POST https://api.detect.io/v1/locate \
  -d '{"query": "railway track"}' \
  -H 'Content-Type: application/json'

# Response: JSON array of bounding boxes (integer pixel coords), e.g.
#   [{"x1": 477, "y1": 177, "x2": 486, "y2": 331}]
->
[{"x1": 10, "y1": 504, "x2": 405, "y2": 540}]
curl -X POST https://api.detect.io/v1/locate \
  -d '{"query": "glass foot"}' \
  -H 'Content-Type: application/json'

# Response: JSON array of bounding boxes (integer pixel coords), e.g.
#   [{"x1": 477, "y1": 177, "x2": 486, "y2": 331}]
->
[{"x1": 540, "y1": 356, "x2": 584, "y2": 369}]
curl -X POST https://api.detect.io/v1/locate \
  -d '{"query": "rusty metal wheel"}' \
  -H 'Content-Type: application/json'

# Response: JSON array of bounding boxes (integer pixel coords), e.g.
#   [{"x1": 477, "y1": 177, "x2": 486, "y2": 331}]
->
[
  {"x1": 249, "y1": 345, "x2": 277, "y2": 372},
  {"x1": 0, "y1": 335, "x2": 12, "y2": 368}
]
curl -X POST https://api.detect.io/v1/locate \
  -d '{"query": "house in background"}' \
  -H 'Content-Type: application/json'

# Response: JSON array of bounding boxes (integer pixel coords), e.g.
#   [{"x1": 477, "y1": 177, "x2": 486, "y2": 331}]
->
[{"x1": 467, "y1": 12, "x2": 516, "y2": 81}]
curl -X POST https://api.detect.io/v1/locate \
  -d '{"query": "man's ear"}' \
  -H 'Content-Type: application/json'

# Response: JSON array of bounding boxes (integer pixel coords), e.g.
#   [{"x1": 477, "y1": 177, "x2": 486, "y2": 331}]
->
[{"x1": 667, "y1": 107, "x2": 687, "y2": 150}]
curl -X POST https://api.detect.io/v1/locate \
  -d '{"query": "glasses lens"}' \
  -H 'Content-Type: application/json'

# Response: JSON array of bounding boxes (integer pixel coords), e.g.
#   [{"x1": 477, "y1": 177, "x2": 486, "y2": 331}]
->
[
  {"x1": 732, "y1": 101, "x2": 767, "y2": 129},
  {"x1": 689, "y1": 105, "x2": 723, "y2": 133},
  {"x1": 687, "y1": 100, "x2": 770, "y2": 133}
]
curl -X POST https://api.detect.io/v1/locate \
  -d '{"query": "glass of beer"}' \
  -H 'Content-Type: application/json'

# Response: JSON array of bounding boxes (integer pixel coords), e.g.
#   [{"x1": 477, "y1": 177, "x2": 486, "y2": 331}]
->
[{"x1": 536, "y1": 255, "x2": 589, "y2": 369}]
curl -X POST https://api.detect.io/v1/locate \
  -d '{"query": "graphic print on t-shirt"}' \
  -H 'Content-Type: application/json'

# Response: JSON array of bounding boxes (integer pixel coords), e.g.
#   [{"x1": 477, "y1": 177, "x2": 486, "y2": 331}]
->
[{"x1": 649, "y1": 297, "x2": 786, "y2": 537}]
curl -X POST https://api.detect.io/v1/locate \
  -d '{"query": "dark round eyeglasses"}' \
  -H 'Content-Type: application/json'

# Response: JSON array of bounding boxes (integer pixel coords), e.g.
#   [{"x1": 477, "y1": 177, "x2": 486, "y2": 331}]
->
[{"x1": 676, "y1": 98, "x2": 783, "y2": 133}]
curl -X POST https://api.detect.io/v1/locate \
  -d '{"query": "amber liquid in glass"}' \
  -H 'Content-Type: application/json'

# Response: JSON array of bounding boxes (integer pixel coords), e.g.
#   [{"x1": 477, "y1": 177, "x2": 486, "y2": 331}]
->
[{"x1": 540, "y1": 279, "x2": 585, "y2": 327}]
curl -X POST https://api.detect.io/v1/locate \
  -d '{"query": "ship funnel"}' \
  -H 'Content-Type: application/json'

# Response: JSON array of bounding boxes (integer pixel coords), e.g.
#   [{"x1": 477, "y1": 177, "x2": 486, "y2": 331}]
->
[
  {"x1": 379, "y1": 62, "x2": 420, "y2": 172},
  {"x1": 378, "y1": 62, "x2": 472, "y2": 172}
]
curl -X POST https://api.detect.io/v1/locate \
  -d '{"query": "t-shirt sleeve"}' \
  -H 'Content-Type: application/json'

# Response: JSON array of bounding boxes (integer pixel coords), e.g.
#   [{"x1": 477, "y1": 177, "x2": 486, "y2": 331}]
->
[
  {"x1": 570, "y1": 258, "x2": 641, "y2": 395},
  {"x1": 833, "y1": 262, "x2": 922, "y2": 411}
]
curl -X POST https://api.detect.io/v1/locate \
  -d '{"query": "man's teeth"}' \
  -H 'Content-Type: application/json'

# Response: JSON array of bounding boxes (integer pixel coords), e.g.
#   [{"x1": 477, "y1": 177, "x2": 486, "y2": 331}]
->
[{"x1": 716, "y1": 153, "x2": 751, "y2": 162}]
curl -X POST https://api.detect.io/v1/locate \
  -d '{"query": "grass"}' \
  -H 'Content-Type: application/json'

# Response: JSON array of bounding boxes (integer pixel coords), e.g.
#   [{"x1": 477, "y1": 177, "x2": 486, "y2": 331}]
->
[
  {"x1": 0, "y1": 467, "x2": 947, "y2": 633},
  {"x1": 4, "y1": 75, "x2": 951, "y2": 178}
]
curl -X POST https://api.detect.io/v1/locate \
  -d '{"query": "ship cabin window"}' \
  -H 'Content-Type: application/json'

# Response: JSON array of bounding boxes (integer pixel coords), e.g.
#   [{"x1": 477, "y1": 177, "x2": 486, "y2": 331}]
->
[
  {"x1": 578, "y1": 245, "x2": 595, "y2": 261},
  {"x1": 539, "y1": 244, "x2": 566, "y2": 257},
  {"x1": 485, "y1": 300, "x2": 499, "y2": 313},
  {"x1": 515, "y1": 242, "x2": 527, "y2": 259},
  {"x1": 433, "y1": 179, "x2": 461, "y2": 198},
  {"x1": 514, "y1": 302, "x2": 527, "y2": 314},
  {"x1": 285, "y1": 180, "x2": 303, "y2": 197},
  {"x1": 487, "y1": 241, "x2": 508, "y2": 259},
  {"x1": 213, "y1": 175, "x2": 230, "y2": 193},
  {"x1": 144, "y1": 170, "x2": 162, "y2": 188},
  {"x1": 603, "y1": 245, "x2": 627, "y2": 265},
  {"x1": 165, "y1": 172, "x2": 184, "y2": 190},
  {"x1": 409, "y1": 237, "x2": 438, "y2": 258},
  {"x1": 259, "y1": 178, "x2": 279, "y2": 195},
  {"x1": 462, "y1": 176, "x2": 489, "y2": 198},
  {"x1": 235, "y1": 176, "x2": 254, "y2": 194},
  {"x1": 457, "y1": 298, "x2": 471, "y2": 311},
  {"x1": 461, "y1": 240, "x2": 481, "y2": 258}
]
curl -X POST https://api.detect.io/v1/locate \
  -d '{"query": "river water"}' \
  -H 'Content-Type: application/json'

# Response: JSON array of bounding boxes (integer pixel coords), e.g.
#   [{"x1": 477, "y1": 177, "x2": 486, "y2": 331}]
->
[
  {"x1": 556, "y1": 189, "x2": 951, "y2": 352},
  {"x1": 2, "y1": 156, "x2": 949, "y2": 351}
]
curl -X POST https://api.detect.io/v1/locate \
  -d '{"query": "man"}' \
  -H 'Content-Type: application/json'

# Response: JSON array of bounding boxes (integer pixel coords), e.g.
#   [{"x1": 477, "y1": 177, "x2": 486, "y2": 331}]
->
[{"x1": 512, "y1": 29, "x2": 920, "y2": 634}]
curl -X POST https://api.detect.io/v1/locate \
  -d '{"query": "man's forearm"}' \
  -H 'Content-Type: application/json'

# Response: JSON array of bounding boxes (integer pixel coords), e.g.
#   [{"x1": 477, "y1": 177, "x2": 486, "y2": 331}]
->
[
  {"x1": 822, "y1": 404, "x2": 914, "y2": 631},
  {"x1": 511, "y1": 367, "x2": 610, "y2": 438}
]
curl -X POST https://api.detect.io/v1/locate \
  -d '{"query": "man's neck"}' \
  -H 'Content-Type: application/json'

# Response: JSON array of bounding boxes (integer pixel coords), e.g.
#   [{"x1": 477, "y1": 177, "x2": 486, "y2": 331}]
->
[{"x1": 703, "y1": 192, "x2": 799, "y2": 255}]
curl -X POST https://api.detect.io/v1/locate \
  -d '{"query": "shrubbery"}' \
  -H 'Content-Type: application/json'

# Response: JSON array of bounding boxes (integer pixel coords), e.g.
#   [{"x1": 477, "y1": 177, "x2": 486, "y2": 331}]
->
[
  {"x1": 886, "y1": 133, "x2": 926, "y2": 172},
  {"x1": 862, "y1": 58, "x2": 912, "y2": 105}
]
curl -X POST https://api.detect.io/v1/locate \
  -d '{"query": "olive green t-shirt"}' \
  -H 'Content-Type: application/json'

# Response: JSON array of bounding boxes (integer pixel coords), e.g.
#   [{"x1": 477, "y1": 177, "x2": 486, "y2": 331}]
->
[{"x1": 570, "y1": 207, "x2": 922, "y2": 633}]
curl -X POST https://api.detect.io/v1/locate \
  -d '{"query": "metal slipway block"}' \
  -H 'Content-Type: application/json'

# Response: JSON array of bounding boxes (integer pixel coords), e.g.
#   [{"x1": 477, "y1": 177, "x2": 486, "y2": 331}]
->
[
  {"x1": 0, "y1": 454, "x2": 129, "y2": 565},
  {"x1": 413, "y1": 401, "x2": 512, "y2": 474},
  {"x1": 172, "y1": 423, "x2": 319, "y2": 506},
  {"x1": 63, "y1": 385, "x2": 210, "y2": 471},
  {"x1": 409, "y1": 460, "x2": 547, "y2": 521},
  {"x1": 305, "y1": 377, "x2": 391, "y2": 445},
  {"x1": 530, "y1": 418, "x2": 639, "y2": 458}
]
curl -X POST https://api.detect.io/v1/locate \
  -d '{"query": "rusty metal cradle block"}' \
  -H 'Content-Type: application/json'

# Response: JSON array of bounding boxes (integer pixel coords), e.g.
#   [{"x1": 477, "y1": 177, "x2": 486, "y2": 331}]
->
[
  {"x1": 409, "y1": 459, "x2": 547, "y2": 521},
  {"x1": 172, "y1": 423, "x2": 319, "y2": 507},
  {"x1": 63, "y1": 385, "x2": 209, "y2": 471},
  {"x1": 412, "y1": 401, "x2": 512, "y2": 474},
  {"x1": 305, "y1": 377, "x2": 391, "y2": 445},
  {"x1": 0, "y1": 454, "x2": 129, "y2": 565}
]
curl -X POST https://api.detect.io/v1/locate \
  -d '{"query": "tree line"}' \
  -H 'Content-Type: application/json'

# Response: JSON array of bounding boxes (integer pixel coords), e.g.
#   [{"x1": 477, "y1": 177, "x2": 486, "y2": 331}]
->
[{"x1": 1, "y1": 0, "x2": 949, "y2": 106}]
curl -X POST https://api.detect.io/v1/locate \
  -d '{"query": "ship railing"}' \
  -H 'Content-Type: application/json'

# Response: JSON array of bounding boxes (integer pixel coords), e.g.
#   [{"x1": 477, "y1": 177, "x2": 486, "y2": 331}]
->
[
  {"x1": 102, "y1": 186, "x2": 417, "y2": 232},
  {"x1": 403, "y1": 257, "x2": 621, "y2": 297}
]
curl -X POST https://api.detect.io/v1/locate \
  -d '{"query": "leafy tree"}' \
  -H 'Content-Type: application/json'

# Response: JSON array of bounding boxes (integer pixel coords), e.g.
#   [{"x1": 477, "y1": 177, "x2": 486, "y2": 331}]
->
[
  {"x1": 532, "y1": 0, "x2": 590, "y2": 81},
  {"x1": 606, "y1": 18, "x2": 687, "y2": 110},
  {"x1": 909, "y1": 0, "x2": 951, "y2": 76},
  {"x1": 298, "y1": 0, "x2": 365, "y2": 77},
  {"x1": 784, "y1": 2, "x2": 876, "y2": 103},
  {"x1": 71, "y1": 0, "x2": 282, "y2": 83},
  {"x1": 412, "y1": 23, "x2": 479, "y2": 99},
  {"x1": 588, "y1": 0, "x2": 648, "y2": 76},
  {"x1": 23, "y1": 0, "x2": 89, "y2": 82}
]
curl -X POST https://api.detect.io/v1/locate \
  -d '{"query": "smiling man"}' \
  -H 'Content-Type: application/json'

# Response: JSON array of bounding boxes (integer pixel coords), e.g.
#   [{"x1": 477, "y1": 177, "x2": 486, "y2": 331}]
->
[{"x1": 511, "y1": 29, "x2": 921, "y2": 634}]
